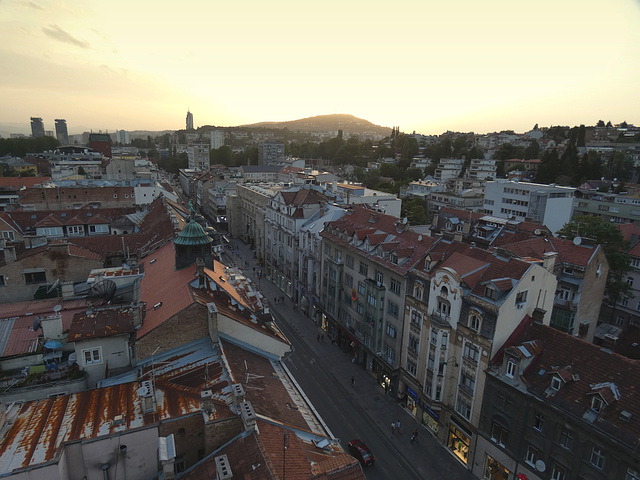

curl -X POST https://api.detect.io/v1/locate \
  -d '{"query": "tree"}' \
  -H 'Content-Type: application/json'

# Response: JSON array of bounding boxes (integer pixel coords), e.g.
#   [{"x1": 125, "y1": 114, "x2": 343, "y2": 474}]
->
[
  {"x1": 597, "y1": 120, "x2": 605, "y2": 127},
  {"x1": 556, "y1": 216, "x2": 631, "y2": 307}
]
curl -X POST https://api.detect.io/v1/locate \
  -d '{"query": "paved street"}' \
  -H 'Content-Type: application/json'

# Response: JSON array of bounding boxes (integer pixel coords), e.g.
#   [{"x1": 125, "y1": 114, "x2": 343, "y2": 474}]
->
[{"x1": 221, "y1": 238, "x2": 478, "y2": 480}]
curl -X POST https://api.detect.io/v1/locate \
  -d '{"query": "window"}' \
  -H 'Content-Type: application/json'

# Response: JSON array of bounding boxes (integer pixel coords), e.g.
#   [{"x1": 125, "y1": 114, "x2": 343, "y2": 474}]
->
[
  {"x1": 367, "y1": 292, "x2": 376, "y2": 307},
  {"x1": 88, "y1": 224, "x2": 109, "y2": 234},
  {"x1": 24, "y1": 271, "x2": 46, "y2": 285},
  {"x1": 430, "y1": 329, "x2": 438, "y2": 345},
  {"x1": 591, "y1": 396, "x2": 608, "y2": 415},
  {"x1": 463, "y1": 342, "x2": 479, "y2": 363},
  {"x1": 627, "y1": 276, "x2": 634, "y2": 286},
  {"x1": 590, "y1": 446, "x2": 605, "y2": 470},
  {"x1": 496, "y1": 392, "x2": 513, "y2": 413},
  {"x1": 386, "y1": 323, "x2": 397, "y2": 339},
  {"x1": 437, "y1": 299, "x2": 450, "y2": 317},
  {"x1": 407, "y1": 360, "x2": 417, "y2": 377},
  {"x1": 533, "y1": 412, "x2": 544, "y2": 432},
  {"x1": 515, "y1": 290, "x2": 528, "y2": 304},
  {"x1": 384, "y1": 344, "x2": 395, "y2": 364},
  {"x1": 390, "y1": 253, "x2": 398, "y2": 265},
  {"x1": 359, "y1": 262, "x2": 368, "y2": 276},
  {"x1": 356, "y1": 303, "x2": 364, "y2": 315},
  {"x1": 484, "y1": 286, "x2": 496, "y2": 300},
  {"x1": 460, "y1": 372, "x2": 475, "y2": 393},
  {"x1": 387, "y1": 301, "x2": 399, "y2": 317},
  {"x1": 411, "y1": 310, "x2": 422, "y2": 326},
  {"x1": 83, "y1": 348, "x2": 101, "y2": 365},
  {"x1": 1, "y1": 231, "x2": 15, "y2": 241},
  {"x1": 375, "y1": 270, "x2": 384, "y2": 284},
  {"x1": 414, "y1": 283, "x2": 423, "y2": 300},
  {"x1": 67, "y1": 225, "x2": 83, "y2": 236},
  {"x1": 346, "y1": 255, "x2": 354, "y2": 268},
  {"x1": 390, "y1": 278, "x2": 401, "y2": 294},
  {"x1": 113, "y1": 194, "x2": 118, "y2": 198},
  {"x1": 551, "y1": 464, "x2": 566, "y2": 480},
  {"x1": 469, "y1": 313, "x2": 480, "y2": 332},
  {"x1": 626, "y1": 468, "x2": 640, "y2": 480},
  {"x1": 345, "y1": 274, "x2": 353, "y2": 288},
  {"x1": 408, "y1": 335, "x2": 419, "y2": 352},
  {"x1": 506, "y1": 358, "x2": 516, "y2": 378},
  {"x1": 525, "y1": 445, "x2": 539, "y2": 466},
  {"x1": 358, "y1": 282, "x2": 366, "y2": 295},
  {"x1": 0, "y1": 274, "x2": 5, "y2": 286},
  {"x1": 456, "y1": 398, "x2": 471, "y2": 420},
  {"x1": 490, "y1": 422, "x2": 508, "y2": 447},
  {"x1": 559, "y1": 430, "x2": 573, "y2": 450},
  {"x1": 551, "y1": 376, "x2": 562, "y2": 391}
]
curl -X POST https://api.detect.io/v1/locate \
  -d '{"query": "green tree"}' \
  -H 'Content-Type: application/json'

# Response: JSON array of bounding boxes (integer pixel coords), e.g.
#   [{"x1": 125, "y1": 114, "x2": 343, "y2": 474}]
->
[
  {"x1": 210, "y1": 146, "x2": 234, "y2": 167},
  {"x1": 556, "y1": 215, "x2": 631, "y2": 308},
  {"x1": 523, "y1": 140, "x2": 540, "y2": 160}
]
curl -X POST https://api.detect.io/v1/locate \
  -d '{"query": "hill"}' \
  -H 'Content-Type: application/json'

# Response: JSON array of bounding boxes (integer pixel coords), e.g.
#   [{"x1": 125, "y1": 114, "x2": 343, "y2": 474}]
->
[{"x1": 241, "y1": 114, "x2": 391, "y2": 137}]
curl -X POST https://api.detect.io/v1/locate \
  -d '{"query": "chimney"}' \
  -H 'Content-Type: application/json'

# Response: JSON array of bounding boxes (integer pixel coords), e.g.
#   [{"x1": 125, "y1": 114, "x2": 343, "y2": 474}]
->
[
  {"x1": 542, "y1": 251, "x2": 557, "y2": 273},
  {"x1": 215, "y1": 454, "x2": 233, "y2": 480},
  {"x1": 239, "y1": 400, "x2": 256, "y2": 430},
  {"x1": 131, "y1": 302, "x2": 143, "y2": 327},
  {"x1": 532, "y1": 307, "x2": 546, "y2": 323},
  {"x1": 603, "y1": 333, "x2": 618, "y2": 350},
  {"x1": 2, "y1": 245, "x2": 16, "y2": 263},
  {"x1": 196, "y1": 257, "x2": 206, "y2": 288},
  {"x1": 207, "y1": 302, "x2": 219, "y2": 344},
  {"x1": 158, "y1": 435, "x2": 176, "y2": 480},
  {"x1": 41, "y1": 311, "x2": 64, "y2": 340}
]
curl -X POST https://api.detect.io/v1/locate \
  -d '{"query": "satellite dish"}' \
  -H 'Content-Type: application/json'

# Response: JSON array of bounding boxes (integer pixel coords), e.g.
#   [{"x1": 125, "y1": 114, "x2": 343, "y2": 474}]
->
[
  {"x1": 418, "y1": 235, "x2": 423, "y2": 241},
  {"x1": 535, "y1": 460, "x2": 546, "y2": 472},
  {"x1": 32, "y1": 316, "x2": 41, "y2": 331},
  {"x1": 87, "y1": 280, "x2": 117, "y2": 302},
  {"x1": 573, "y1": 237, "x2": 582, "y2": 246},
  {"x1": 534, "y1": 228, "x2": 542, "y2": 236},
  {"x1": 53, "y1": 305, "x2": 62, "y2": 313}
]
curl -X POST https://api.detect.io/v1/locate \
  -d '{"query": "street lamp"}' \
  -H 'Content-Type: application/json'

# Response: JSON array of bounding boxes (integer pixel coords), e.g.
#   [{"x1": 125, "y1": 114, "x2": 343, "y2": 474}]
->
[{"x1": 438, "y1": 356, "x2": 459, "y2": 378}]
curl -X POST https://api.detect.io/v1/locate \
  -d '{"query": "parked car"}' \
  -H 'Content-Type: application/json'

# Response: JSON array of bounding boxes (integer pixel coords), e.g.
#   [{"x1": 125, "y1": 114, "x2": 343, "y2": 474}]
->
[{"x1": 348, "y1": 439, "x2": 375, "y2": 466}]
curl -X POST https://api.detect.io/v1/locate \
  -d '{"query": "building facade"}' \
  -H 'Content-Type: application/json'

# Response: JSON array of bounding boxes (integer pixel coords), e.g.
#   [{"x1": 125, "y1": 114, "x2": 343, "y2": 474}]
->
[
  {"x1": 30, "y1": 117, "x2": 45, "y2": 138},
  {"x1": 188, "y1": 144, "x2": 210, "y2": 171},
  {"x1": 54, "y1": 119, "x2": 68, "y2": 145}
]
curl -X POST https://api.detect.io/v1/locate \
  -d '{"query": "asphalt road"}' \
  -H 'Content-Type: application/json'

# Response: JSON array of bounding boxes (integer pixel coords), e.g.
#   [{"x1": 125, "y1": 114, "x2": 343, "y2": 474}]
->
[{"x1": 273, "y1": 309, "x2": 421, "y2": 480}]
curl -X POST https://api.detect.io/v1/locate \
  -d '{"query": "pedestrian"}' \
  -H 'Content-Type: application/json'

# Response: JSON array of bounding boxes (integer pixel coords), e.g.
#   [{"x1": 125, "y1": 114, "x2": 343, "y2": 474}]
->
[
  {"x1": 396, "y1": 420, "x2": 401, "y2": 434},
  {"x1": 413, "y1": 430, "x2": 419, "y2": 444},
  {"x1": 410, "y1": 433, "x2": 415, "y2": 444},
  {"x1": 391, "y1": 422, "x2": 395, "y2": 436},
  {"x1": 351, "y1": 376, "x2": 355, "y2": 387},
  {"x1": 317, "y1": 334, "x2": 320, "y2": 342}
]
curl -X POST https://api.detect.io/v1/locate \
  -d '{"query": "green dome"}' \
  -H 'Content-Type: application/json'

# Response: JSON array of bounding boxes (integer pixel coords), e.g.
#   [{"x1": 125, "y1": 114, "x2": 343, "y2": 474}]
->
[
  {"x1": 174, "y1": 201, "x2": 213, "y2": 246},
  {"x1": 174, "y1": 219, "x2": 212, "y2": 246}
]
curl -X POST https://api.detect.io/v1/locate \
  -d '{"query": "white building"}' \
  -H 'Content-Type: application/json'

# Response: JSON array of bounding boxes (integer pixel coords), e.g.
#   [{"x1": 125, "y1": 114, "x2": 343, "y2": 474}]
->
[
  {"x1": 210, "y1": 130, "x2": 224, "y2": 150},
  {"x1": 188, "y1": 144, "x2": 210, "y2": 171},
  {"x1": 115, "y1": 130, "x2": 130, "y2": 144},
  {"x1": 483, "y1": 180, "x2": 575, "y2": 233},
  {"x1": 434, "y1": 158, "x2": 465, "y2": 182},
  {"x1": 467, "y1": 158, "x2": 496, "y2": 181}
]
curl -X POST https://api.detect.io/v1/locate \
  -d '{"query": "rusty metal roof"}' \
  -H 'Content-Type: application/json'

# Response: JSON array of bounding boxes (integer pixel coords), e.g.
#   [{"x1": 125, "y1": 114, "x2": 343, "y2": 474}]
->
[{"x1": 67, "y1": 308, "x2": 135, "y2": 341}]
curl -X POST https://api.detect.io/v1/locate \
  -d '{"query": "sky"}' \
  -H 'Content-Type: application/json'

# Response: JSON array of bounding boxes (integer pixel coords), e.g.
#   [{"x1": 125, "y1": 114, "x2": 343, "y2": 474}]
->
[{"x1": 1, "y1": 0, "x2": 640, "y2": 136}]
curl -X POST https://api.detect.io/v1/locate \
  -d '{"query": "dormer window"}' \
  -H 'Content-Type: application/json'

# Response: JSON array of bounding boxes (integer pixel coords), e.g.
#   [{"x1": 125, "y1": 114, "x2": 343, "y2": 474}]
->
[
  {"x1": 485, "y1": 285, "x2": 496, "y2": 300},
  {"x1": 506, "y1": 358, "x2": 516, "y2": 378},
  {"x1": 592, "y1": 396, "x2": 604, "y2": 413},
  {"x1": 551, "y1": 376, "x2": 562, "y2": 391},
  {"x1": 446, "y1": 221, "x2": 453, "y2": 230},
  {"x1": 390, "y1": 253, "x2": 398, "y2": 265},
  {"x1": 414, "y1": 283, "x2": 424, "y2": 300}
]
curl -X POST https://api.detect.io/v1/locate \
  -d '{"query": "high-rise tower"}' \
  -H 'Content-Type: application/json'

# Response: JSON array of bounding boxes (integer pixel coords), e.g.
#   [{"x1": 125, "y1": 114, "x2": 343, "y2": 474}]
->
[
  {"x1": 186, "y1": 110, "x2": 194, "y2": 130},
  {"x1": 55, "y1": 119, "x2": 69, "y2": 144},
  {"x1": 30, "y1": 117, "x2": 45, "y2": 138}
]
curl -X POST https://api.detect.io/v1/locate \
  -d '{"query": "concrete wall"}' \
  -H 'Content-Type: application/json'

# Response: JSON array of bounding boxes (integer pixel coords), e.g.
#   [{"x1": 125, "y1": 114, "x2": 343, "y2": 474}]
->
[
  {"x1": 75, "y1": 334, "x2": 132, "y2": 388},
  {"x1": 218, "y1": 314, "x2": 290, "y2": 359}
]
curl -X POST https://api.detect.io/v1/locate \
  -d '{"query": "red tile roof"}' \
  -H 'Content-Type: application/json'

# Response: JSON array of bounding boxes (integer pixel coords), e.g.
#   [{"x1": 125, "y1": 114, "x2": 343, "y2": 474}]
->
[
  {"x1": 0, "y1": 177, "x2": 50, "y2": 189},
  {"x1": 501, "y1": 322, "x2": 640, "y2": 448},
  {"x1": 0, "y1": 299, "x2": 88, "y2": 357},
  {"x1": 136, "y1": 241, "x2": 196, "y2": 339},
  {"x1": 504, "y1": 236, "x2": 599, "y2": 268},
  {"x1": 68, "y1": 308, "x2": 135, "y2": 341}
]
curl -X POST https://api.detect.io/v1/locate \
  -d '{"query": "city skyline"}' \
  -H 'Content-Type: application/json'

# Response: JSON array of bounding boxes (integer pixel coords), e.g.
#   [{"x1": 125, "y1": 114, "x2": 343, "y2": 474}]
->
[{"x1": 1, "y1": 0, "x2": 639, "y2": 136}]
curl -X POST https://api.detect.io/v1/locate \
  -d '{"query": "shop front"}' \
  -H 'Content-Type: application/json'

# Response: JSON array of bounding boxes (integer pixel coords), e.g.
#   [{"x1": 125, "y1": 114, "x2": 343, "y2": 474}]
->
[
  {"x1": 421, "y1": 403, "x2": 440, "y2": 436},
  {"x1": 484, "y1": 455, "x2": 510, "y2": 480},
  {"x1": 447, "y1": 420, "x2": 472, "y2": 466},
  {"x1": 406, "y1": 387, "x2": 418, "y2": 416}
]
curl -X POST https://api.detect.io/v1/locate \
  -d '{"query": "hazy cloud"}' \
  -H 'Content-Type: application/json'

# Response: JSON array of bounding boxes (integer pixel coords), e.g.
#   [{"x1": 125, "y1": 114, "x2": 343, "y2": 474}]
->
[
  {"x1": 42, "y1": 24, "x2": 89, "y2": 49},
  {"x1": 22, "y1": 1, "x2": 44, "y2": 10}
]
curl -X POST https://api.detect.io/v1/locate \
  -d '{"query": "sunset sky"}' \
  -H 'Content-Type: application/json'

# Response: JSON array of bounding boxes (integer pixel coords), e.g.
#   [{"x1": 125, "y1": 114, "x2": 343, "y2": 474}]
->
[{"x1": 1, "y1": 0, "x2": 639, "y2": 136}]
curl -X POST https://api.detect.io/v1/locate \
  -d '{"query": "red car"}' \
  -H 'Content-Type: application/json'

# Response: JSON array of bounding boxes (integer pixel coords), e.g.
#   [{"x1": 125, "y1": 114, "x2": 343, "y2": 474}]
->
[{"x1": 348, "y1": 439, "x2": 375, "y2": 466}]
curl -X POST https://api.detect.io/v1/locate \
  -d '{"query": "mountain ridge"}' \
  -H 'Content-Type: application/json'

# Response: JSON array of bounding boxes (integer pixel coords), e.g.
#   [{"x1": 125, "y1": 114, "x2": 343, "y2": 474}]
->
[{"x1": 239, "y1": 114, "x2": 391, "y2": 136}]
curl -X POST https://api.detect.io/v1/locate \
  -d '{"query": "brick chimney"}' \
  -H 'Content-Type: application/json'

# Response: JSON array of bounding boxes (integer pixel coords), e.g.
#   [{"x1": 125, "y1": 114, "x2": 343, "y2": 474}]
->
[{"x1": 542, "y1": 251, "x2": 558, "y2": 273}]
